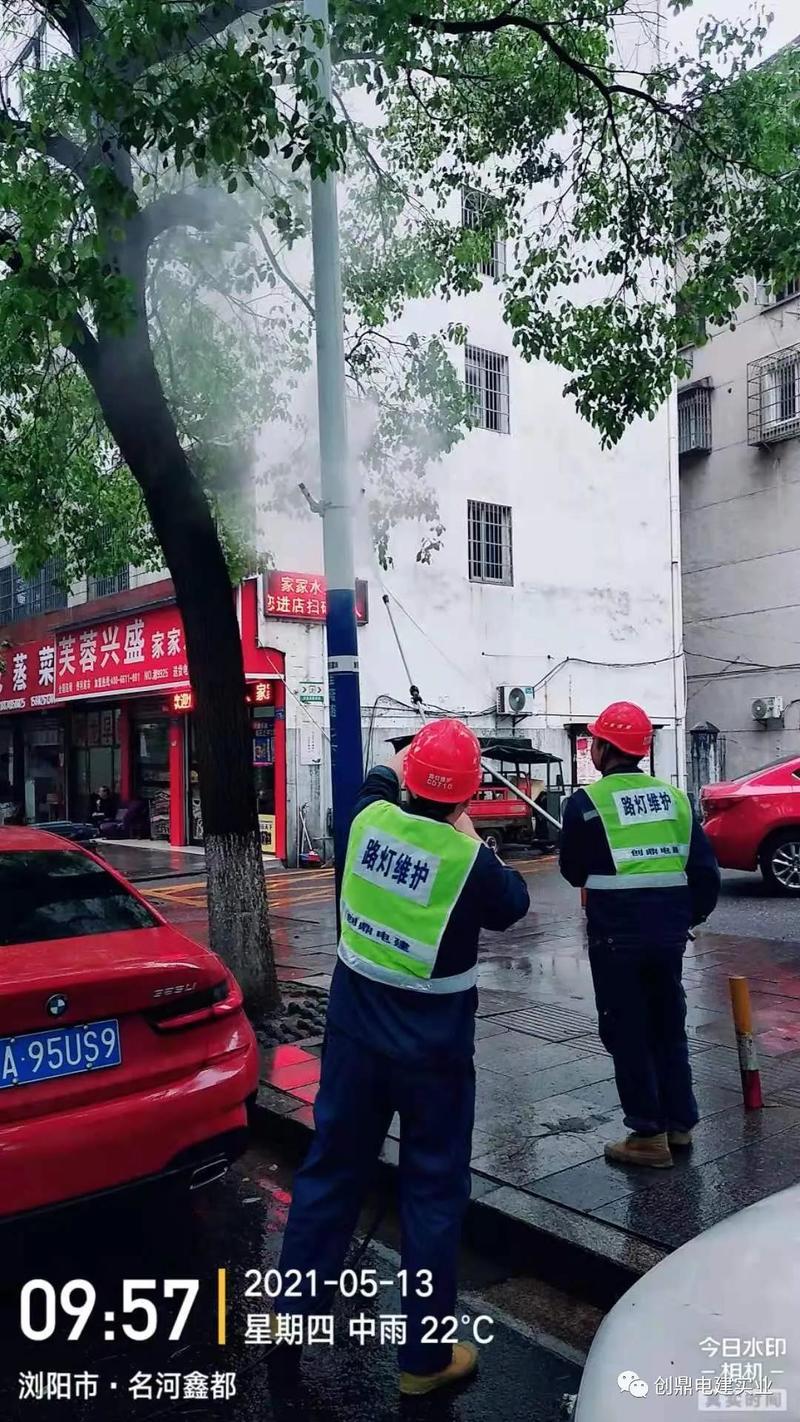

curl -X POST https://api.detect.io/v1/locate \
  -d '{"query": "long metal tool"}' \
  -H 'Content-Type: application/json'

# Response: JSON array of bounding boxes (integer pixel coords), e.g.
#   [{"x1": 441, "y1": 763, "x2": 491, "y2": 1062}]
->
[
  {"x1": 381, "y1": 595, "x2": 562, "y2": 831},
  {"x1": 476, "y1": 759, "x2": 562, "y2": 831}
]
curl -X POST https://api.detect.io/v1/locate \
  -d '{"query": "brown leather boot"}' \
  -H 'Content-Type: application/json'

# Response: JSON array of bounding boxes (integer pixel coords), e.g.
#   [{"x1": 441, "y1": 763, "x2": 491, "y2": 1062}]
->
[
  {"x1": 668, "y1": 1130, "x2": 693, "y2": 1149},
  {"x1": 399, "y1": 1341, "x2": 479, "y2": 1396},
  {"x1": 604, "y1": 1132, "x2": 673, "y2": 1168}
]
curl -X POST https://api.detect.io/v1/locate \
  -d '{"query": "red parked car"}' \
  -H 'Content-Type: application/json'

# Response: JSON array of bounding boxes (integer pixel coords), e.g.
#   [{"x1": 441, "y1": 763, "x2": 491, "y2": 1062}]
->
[
  {"x1": 701, "y1": 755, "x2": 800, "y2": 895},
  {"x1": 0, "y1": 828, "x2": 259, "y2": 1219}
]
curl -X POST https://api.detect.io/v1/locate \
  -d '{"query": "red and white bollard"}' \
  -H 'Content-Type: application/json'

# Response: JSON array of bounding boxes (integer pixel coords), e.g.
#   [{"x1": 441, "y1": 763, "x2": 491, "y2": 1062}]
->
[{"x1": 729, "y1": 975, "x2": 764, "y2": 1110}]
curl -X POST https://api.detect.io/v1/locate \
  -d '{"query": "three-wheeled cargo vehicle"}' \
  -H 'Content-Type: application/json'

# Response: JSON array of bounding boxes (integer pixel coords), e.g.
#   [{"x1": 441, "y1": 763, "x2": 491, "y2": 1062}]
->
[{"x1": 389, "y1": 735, "x2": 563, "y2": 855}]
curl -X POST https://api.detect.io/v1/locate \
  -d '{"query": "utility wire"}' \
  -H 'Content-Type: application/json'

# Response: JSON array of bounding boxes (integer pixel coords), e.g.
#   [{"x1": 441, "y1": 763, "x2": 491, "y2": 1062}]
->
[{"x1": 481, "y1": 652, "x2": 682, "y2": 668}]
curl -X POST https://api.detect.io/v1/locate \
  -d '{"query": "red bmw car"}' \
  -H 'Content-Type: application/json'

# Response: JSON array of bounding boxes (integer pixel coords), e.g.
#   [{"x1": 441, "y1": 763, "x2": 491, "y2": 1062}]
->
[
  {"x1": 700, "y1": 755, "x2": 800, "y2": 895},
  {"x1": 0, "y1": 827, "x2": 259, "y2": 1219}
]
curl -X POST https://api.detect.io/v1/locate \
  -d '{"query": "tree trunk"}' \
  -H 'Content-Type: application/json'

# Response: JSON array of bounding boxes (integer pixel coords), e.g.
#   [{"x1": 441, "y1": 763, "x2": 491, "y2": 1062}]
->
[{"x1": 80, "y1": 319, "x2": 279, "y2": 1016}]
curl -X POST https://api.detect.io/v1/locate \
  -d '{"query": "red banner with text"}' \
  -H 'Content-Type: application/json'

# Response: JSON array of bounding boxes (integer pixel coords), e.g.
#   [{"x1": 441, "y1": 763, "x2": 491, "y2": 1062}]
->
[
  {"x1": 0, "y1": 636, "x2": 58, "y2": 714},
  {"x1": 0, "y1": 590, "x2": 285, "y2": 715},
  {"x1": 56, "y1": 605, "x2": 190, "y2": 701},
  {"x1": 265, "y1": 571, "x2": 368, "y2": 624}
]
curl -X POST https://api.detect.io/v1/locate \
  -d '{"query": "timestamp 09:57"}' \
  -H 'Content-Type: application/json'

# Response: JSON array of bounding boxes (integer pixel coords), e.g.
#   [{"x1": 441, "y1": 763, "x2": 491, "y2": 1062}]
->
[{"x1": 245, "y1": 1269, "x2": 434, "y2": 1300}]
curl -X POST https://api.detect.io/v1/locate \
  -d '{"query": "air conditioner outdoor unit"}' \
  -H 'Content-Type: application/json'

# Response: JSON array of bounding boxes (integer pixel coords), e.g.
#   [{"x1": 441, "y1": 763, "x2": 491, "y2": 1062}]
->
[
  {"x1": 497, "y1": 684, "x2": 535, "y2": 716},
  {"x1": 751, "y1": 696, "x2": 784, "y2": 722}
]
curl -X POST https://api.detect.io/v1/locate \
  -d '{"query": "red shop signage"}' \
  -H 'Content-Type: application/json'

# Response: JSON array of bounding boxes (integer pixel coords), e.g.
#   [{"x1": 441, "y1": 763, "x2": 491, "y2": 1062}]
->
[
  {"x1": 0, "y1": 592, "x2": 283, "y2": 715},
  {"x1": 56, "y1": 605, "x2": 190, "y2": 701},
  {"x1": 265, "y1": 571, "x2": 368, "y2": 624},
  {"x1": 170, "y1": 681, "x2": 276, "y2": 715},
  {"x1": 0, "y1": 636, "x2": 58, "y2": 713}
]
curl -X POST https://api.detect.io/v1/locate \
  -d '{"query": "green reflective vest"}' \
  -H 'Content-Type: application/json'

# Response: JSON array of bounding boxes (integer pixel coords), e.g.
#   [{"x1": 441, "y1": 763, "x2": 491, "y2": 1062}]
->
[
  {"x1": 583, "y1": 774, "x2": 693, "y2": 890},
  {"x1": 338, "y1": 799, "x2": 481, "y2": 993}
]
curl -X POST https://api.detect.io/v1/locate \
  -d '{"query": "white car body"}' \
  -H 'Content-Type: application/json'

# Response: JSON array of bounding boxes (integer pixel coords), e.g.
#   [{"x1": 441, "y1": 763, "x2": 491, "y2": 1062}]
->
[{"x1": 575, "y1": 1185, "x2": 800, "y2": 1418}]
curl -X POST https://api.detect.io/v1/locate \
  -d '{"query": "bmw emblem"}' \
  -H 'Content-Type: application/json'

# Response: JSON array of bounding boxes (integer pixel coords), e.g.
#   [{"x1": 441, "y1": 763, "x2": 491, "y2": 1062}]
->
[{"x1": 46, "y1": 994, "x2": 68, "y2": 1018}]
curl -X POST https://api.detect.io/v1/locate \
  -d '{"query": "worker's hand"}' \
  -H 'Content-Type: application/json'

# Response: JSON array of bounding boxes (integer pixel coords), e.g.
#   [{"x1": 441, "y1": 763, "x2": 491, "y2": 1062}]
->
[
  {"x1": 388, "y1": 745, "x2": 410, "y2": 784},
  {"x1": 453, "y1": 812, "x2": 481, "y2": 841}
]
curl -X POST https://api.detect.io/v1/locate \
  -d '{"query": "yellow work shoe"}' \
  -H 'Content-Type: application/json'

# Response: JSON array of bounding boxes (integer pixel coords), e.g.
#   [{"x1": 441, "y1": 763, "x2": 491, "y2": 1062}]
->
[
  {"x1": 399, "y1": 1341, "x2": 479, "y2": 1396},
  {"x1": 668, "y1": 1130, "x2": 693, "y2": 1148},
  {"x1": 604, "y1": 1132, "x2": 673, "y2": 1169}
]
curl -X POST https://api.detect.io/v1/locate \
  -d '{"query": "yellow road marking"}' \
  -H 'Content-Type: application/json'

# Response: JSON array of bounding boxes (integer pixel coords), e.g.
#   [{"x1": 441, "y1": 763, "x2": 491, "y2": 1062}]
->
[
  {"x1": 152, "y1": 879, "x2": 207, "y2": 894},
  {"x1": 144, "y1": 868, "x2": 333, "y2": 895},
  {"x1": 148, "y1": 888, "x2": 335, "y2": 911},
  {"x1": 269, "y1": 902, "x2": 332, "y2": 913},
  {"x1": 146, "y1": 859, "x2": 548, "y2": 911},
  {"x1": 292, "y1": 887, "x2": 334, "y2": 899}
]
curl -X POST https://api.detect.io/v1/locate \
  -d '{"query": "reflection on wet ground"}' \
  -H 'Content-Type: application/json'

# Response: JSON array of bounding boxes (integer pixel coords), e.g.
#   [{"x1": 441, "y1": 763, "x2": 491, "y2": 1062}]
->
[
  {"x1": 150, "y1": 859, "x2": 800, "y2": 1255},
  {"x1": 1, "y1": 1152, "x2": 580, "y2": 1421}
]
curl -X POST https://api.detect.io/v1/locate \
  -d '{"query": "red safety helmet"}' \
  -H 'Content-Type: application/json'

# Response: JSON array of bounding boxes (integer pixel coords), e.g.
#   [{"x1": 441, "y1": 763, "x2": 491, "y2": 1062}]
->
[
  {"x1": 588, "y1": 701, "x2": 653, "y2": 759},
  {"x1": 404, "y1": 718, "x2": 482, "y2": 804}
]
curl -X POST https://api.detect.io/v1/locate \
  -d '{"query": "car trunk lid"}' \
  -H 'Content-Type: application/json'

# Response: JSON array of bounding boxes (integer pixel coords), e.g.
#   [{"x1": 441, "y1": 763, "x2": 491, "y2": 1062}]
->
[{"x1": 0, "y1": 926, "x2": 220, "y2": 1036}]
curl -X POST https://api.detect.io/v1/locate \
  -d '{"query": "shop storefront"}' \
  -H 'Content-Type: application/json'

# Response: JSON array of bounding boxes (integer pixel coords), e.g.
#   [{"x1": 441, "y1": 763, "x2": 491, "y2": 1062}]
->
[
  {"x1": 70, "y1": 706, "x2": 122, "y2": 820},
  {"x1": 0, "y1": 581, "x2": 287, "y2": 858},
  {"x1": 176, "y1": 679, "x2": 281, "y2": 850},
  {"x1": 23, "y1": 717, "x2": 67, "y2": 821}
]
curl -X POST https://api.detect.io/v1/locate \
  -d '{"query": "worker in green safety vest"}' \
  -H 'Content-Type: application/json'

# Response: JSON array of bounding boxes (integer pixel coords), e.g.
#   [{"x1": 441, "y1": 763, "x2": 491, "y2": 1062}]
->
[
  {"x1": 560, "y1": 701, "x2": 720, "y2": 1169},
  {"x1": 273, "y1": 718, "x2": 530, "y2": 1395}
]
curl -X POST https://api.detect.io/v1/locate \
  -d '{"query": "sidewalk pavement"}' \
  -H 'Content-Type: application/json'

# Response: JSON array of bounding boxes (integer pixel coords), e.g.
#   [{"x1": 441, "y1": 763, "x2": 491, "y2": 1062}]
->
[
  {"x1": 99, "y1": 839, "x2": 286, "y2": 881},
  {"x1": 99, "y1": 840, "x2": 207, "y2": 881},
  {"x1": 158, "y1": 856, "x2": 800, "y2": 1302}
]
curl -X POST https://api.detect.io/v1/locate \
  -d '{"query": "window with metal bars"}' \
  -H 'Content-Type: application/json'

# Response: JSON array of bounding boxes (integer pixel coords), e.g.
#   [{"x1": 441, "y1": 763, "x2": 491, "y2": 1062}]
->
[
  {"x1": 0, "y1": 566, "x2": 16, "y2": 626},
  {"x1": 676, "y1": 286, "x2": 707, "y2": 352},
  {"x1": 461, "y1": 188, "x2": 507, "y2": 281},
  {"x1": 89, "y1": 566, "x2": 131, "y2": 600},
  {"x1": 0, "y1": 558, "x2": 66, "y2": 625},
  {"x1": 465, "y1": 346, "x2": 510, "y2": 433},
  {"x1": 467, "y1": 501, "x2": 513, "y2": 585},
  {"x1": 748, "y1": 346, "x2": 800, "y2": 445},
  {"x1": 767, "y1": 276, "x2": 800, "y2": 306},
  {"x1": 677, "y1": 384, "x2": 712, "y2": 457}
]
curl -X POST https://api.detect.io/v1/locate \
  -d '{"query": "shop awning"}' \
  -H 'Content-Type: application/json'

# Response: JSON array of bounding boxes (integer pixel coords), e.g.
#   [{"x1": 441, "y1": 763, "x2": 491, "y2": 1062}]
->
[{"x1": 388, "y1": 734, "x2": 562, "y2": 766}]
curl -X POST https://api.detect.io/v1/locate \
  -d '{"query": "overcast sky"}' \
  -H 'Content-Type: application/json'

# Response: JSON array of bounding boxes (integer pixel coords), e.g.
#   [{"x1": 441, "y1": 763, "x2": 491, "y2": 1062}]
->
[{"x1": 669, "y1": 0, "x2": 798, "y2": 59}]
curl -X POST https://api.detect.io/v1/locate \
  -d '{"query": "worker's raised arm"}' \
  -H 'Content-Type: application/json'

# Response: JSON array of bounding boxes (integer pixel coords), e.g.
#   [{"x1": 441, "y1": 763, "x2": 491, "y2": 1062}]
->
[
  {"x1": 351, "y1": 766, "x2": 400, "y2": 820},
  {"x1": 473, "y1": 840, "x2": 530, "y2": 931},
  {"x1": 351, "y1": 747, "x2": 409, "y2": 821}
]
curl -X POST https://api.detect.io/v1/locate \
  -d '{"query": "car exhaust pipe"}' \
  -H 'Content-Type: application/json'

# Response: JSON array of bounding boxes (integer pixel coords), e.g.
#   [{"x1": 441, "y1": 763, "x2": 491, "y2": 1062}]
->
[{"x1": 189, "y1": 1158, "x2": 229, "y2": 1190}]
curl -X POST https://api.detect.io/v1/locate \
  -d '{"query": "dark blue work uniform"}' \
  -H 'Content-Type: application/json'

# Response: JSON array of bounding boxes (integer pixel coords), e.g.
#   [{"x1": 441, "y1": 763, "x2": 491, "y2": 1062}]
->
[
  {"x1": 559, "y1": 775, "x2": 720, "y2": 1135},
  {"x1": 277, "y1": 766, "x2": 529, "y2": 1374}
]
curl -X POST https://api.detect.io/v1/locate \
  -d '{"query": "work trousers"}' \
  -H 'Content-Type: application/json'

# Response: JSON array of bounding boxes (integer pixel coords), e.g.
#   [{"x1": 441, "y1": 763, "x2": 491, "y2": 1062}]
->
[
  {"x1": 588, "y1": 939, "x2": 699, "y2": 1137},
  {"x1": 276, "y1": 1025, "x2": 475, "y2": 1375}
]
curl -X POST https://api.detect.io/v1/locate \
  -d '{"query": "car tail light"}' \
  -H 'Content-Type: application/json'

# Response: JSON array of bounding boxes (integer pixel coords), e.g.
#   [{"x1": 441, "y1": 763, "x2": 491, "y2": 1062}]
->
[
  {"x1": 702, "y1": 794, "x2": 739, "y2": 816},
  {"x1": 145, "y1": 973, "x2": 244, "y2": 1032}
]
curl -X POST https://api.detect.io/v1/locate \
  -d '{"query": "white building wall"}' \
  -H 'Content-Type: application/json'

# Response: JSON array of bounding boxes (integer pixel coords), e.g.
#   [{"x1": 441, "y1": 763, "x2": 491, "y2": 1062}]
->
[
  {"x1": 681, "y1": 276, "x2": 800, "y2": 785},
  {"x1": 255, "y1": 277, "x2": 684, "y2": 860}
]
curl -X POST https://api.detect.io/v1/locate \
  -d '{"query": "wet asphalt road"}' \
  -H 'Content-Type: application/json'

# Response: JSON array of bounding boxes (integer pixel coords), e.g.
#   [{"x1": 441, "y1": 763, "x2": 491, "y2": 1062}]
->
[
  {"x1": 703, "y1": 871, "x2": 800, "y2": 943},
  {"x1": 1, "y1": 1149, "x2": 582, "y2": 1422},
  {"x1": 140, "y1": 853, "x2": 799, "y2": 949}
]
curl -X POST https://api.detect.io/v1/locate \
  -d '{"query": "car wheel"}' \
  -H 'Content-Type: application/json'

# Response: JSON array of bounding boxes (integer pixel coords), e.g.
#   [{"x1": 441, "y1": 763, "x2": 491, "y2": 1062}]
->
[
  {"x1": 760, "y1": 832, "x2": 800, "y2": 895},
  {"x1": 481, "y1": 828, "x2": 504, "y2": 855}
]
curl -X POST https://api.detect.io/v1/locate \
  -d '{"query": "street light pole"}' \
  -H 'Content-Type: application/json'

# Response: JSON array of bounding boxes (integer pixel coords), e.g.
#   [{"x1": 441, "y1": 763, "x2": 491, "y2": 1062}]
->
[{"x1": 304, "y1": 0, "x2": 364, "y2": 901}]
